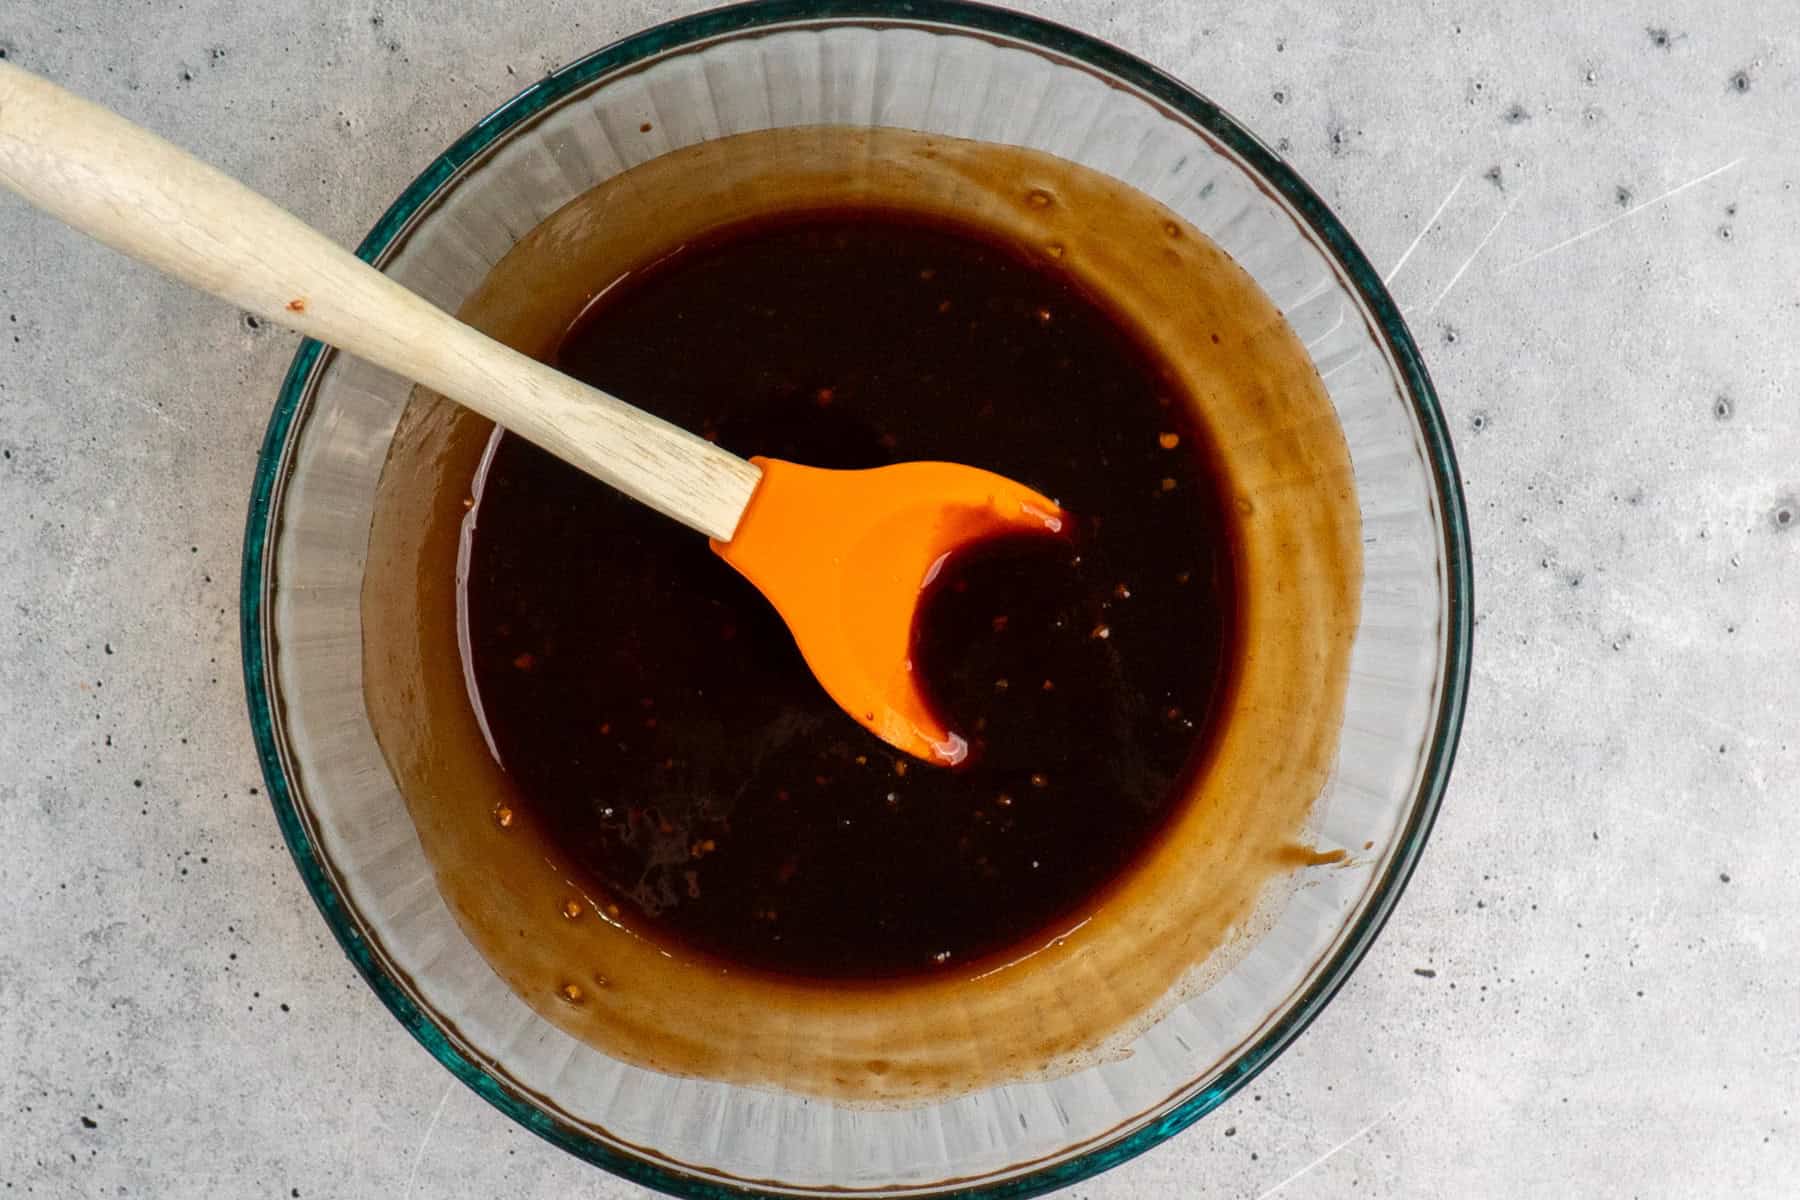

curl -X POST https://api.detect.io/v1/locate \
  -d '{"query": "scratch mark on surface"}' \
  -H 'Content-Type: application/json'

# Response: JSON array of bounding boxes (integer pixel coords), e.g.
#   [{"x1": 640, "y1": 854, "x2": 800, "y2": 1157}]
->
[
  {"x1": 347, "y1": 1018, "x2": 374, "y2": 1195},
  {"x1": 1385, "y1": 171, "x2": 1466, "y2": 284},
  {"x1": 1274, "y1": 37, "x2": 1388, "y2": 61},
  {"x1": 126, "y1": 395, "x2": 188, "y2": 432},
  {"x1": 402, "y1": 1082, "x2": 455, "y2": 1200},
  {"x1": 1608, "y1": 797, "x2": 1733, "y2": 843},
  {"x1": 56, "y1": 512, "x2": 107, "y2": 606},
  {"x1": 1256, "y1": 1098, "x2": 1406, "y2": 1198},
  {"x1": 1428, "y1": 191, "x2": 1522, "y2": 312},
  {"x1": 1662, "y1": 698, "x2": 1764, "y2": 748},
  {"x1": 1501, "y1": 158, "x2": 1743, "y2": 273}
]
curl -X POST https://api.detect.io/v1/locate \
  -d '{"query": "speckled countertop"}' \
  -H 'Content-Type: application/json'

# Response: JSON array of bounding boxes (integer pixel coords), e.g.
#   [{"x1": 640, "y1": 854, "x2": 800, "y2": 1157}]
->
[{"x1": 1, "y1": 2, "x2": 1795, "y2": 1196}]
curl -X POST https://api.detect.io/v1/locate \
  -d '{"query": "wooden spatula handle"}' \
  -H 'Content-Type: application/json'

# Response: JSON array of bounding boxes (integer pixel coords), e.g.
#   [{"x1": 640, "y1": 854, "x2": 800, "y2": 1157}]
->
[{"x1": 0, "y1": 61, "x2": 760, "y2": 540}]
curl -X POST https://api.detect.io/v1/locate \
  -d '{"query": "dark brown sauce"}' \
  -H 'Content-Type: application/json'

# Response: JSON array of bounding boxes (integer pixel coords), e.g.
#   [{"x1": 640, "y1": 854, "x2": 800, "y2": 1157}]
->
[{"x1": 462, "y1": 209, "x2": 1239, "y2": 979}]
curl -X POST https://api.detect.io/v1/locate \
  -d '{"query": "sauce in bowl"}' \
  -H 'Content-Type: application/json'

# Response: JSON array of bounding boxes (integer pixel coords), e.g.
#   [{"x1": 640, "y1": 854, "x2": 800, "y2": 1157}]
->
[
  {"x1": 462, "y1": 210, "x2": 1239, "y2": 979},
  {"x1": 363, "y1": 127, "x2": 1360, "y2": 1101}
]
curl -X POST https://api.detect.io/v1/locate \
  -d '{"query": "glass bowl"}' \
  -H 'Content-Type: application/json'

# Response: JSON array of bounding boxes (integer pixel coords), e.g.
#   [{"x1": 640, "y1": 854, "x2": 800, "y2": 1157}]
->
[{"x1": 240, "y1": 2, "x2": 1472, "y2": 1196}]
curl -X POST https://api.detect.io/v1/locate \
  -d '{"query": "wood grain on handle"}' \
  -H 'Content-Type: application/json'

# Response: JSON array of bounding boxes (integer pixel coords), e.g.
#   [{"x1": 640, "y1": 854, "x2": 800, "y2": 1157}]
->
[{"x1": 0, "y1": 61, "x2": 762, "y2": 541}]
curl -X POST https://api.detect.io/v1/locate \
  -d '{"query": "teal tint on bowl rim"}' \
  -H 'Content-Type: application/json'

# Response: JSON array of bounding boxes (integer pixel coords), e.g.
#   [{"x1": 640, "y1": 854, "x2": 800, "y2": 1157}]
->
[{"x1": 241, "y1": 2, "x2": 1472, "y2": 1196}]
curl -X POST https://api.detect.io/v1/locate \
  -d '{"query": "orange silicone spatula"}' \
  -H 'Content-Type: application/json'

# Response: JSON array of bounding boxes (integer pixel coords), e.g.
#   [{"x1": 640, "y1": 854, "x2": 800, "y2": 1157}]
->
[{"x1": 0, "y1": 61, "x2": 1063, "y2": 765}]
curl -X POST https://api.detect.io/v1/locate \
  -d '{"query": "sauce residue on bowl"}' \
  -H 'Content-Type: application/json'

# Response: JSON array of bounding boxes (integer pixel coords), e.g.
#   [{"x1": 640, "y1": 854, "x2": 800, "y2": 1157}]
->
[{"x1": 362, "y1": 126, "x2": 1361, "y2": 1101}]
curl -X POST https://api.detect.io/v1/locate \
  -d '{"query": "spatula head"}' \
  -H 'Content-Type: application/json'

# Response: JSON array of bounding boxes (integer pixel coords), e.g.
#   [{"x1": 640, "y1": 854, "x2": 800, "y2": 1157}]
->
[{"x1": 712, "y1": 457, "x2": 1065, "y2": 766}]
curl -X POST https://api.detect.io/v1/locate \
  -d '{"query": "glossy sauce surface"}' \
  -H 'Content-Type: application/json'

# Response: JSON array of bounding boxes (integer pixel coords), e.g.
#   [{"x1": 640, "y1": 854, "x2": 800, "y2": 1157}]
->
[{"x1": 462, "y1": 212, "x2": 1239, "y2": 978}]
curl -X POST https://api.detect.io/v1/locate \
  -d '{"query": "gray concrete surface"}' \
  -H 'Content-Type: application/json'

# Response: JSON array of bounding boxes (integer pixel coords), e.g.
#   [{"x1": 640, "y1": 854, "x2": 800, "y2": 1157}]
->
[{"x1": 2, "y1": 1, "x2": 1796, "y2": 1196}]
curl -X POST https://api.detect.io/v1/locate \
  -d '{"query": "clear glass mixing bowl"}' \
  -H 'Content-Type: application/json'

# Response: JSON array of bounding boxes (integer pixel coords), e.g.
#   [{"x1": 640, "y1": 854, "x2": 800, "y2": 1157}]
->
[{"x1": 241, "y1": 3, "x2": 1471, "y2": 1195}]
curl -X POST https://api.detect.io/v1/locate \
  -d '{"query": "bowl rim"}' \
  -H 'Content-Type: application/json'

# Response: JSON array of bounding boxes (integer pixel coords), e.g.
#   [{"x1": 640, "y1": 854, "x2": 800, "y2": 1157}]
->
[{"x1": 240, "y1": 2, "x2": 1473, "y2": 1196}]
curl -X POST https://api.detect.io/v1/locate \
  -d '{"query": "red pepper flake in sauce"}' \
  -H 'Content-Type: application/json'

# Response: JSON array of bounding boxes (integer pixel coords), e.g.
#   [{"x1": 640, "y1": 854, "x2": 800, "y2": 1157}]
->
[
  {"x1": 991, "y1": 615, "x2": 1010, "y2": 632},
  {"x1": 1160, "y1": 477, "x2": 1178, "y2": 492},
  {"x1": 1159, "y1": 432, "x2": 1181, "y2": 449},
  {"x1": 561, "y1": 899, "x2": 583, "y2": 920},
  {"x1": 493, "y1": 805, "x2": 515, "y2": 829},
  {"x1": 1091, "y1": 624, "x2": 1111, "y2": 640},
  {"x1": 1113, "y1": 582, "x2": 1132, "y2": 600},
  {"x1": 511, "y1": 652, "x2": 535, "y2": 671},
  {"x1": 560, "y1": 982, "x2": 583, "y2": 1003},
  {"x1": 1030, "y1": 773, "x2": 1050, "y2": 789}
]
